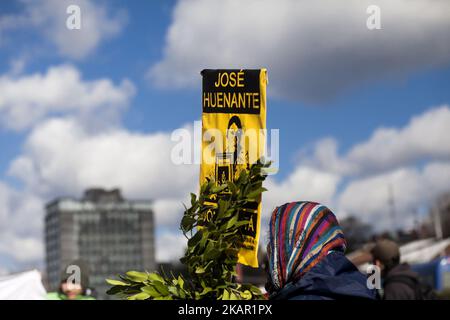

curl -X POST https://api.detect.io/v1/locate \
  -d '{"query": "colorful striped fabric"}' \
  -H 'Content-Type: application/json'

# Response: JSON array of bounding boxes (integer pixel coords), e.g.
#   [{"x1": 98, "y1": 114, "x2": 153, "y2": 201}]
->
[{"x1": 267, "y1": 201, "x2": 347, "y2": 291}]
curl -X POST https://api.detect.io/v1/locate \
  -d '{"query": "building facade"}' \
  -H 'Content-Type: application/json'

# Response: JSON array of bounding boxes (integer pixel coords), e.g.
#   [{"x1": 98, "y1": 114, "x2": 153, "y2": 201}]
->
[
  {"x1": 45, "y1": 188, "x2": 155, "y2": 299},
  {"x1": 433, "y1": 192, "x2": 450, "y2": 239}
]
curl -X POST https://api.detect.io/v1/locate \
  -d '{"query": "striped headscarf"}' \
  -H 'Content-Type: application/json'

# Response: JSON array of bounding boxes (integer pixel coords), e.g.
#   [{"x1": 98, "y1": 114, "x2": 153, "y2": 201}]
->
[{"x1": 267, "y1": 201, "x2": 346, "y2": 291}]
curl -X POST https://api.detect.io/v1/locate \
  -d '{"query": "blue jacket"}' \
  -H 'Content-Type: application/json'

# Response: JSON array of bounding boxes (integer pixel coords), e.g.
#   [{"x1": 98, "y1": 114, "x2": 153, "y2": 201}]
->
[{"x1": 270, "y1": 251, "x2": 376, "y2": 300}]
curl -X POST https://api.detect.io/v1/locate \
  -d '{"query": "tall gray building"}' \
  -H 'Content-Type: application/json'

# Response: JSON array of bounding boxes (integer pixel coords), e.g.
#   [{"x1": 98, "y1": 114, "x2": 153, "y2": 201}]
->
[{"x1": 45, "y1": 188, "x2": 155, "y2": 299}]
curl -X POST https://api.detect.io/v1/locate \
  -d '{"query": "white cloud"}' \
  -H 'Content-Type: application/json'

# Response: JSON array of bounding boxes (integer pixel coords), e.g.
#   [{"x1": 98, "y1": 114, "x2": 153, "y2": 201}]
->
[
  {"x1": 338, "y1": 161, "x2": 450, "y2": 231},
  {"x1": 0, "y1": 182, "x2": 44, "y2": 263},
  {"x1": 0, "y1": 64, "x2": 135, "y2": 130},
  {"x1": 346, "y1": 106, "x2": 450, "y2": 174},
  {"x1": 302, "y1": 138, "x2": 353, "y2": 175},
  {"x1": 263, "y1": 166, "x2": 341, "y2": 219},
  {"x1": 256, "y1": 165, "x2": 341, "y2": 246},
  {"x1": 153, "y1": 197, "x2": 189, "y2": 227},
  {"x1": 8, "y1": 117, "x2": 198, "y2": 229},
  {"x1": 304, "y1": 105, "x2": 450, "y2": 176},
  {"x1": 0, "y1": 233, "x2": 44, "y2": 263},
  {"x1": 155, "y1": 231, "x2": 187, "y2": 262},
  {"x1": 0, "y1": 0, "x2": 127, "y2": 59},
  {"x1": 150, "y1": 0, "x2": 450, "y2": 102},
  {"x1": 260, "y1": 105, "x2": 450, "y2": 233}
]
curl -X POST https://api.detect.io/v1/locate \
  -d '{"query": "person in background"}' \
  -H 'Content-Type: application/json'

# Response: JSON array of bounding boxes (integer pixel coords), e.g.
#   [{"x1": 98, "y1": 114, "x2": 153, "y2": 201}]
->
[
  {"x1": 46, "y1": 259, "x2": 95, "y2": 300},
  {"x1": 266, "y1": 201, "x2": 376, "y2": 300},
  {"x1": 371, "y1": 239, "x2": 435, "y2": 300}
]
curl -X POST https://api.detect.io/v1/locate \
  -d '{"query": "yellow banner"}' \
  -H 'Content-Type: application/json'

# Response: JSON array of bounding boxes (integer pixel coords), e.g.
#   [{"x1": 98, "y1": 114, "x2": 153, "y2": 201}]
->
[{"x1": 200, "y1": 69, "x2": 267, "y2": 267}]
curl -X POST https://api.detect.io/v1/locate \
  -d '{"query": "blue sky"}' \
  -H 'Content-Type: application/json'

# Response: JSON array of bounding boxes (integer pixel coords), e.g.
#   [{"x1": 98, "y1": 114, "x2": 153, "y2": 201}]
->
[
  {"x1": 1, "y1": 0, "x2": 448, "y2": 174},
  {"x1": 1, "y1": 0, "x2": 450, "y2": 272}
]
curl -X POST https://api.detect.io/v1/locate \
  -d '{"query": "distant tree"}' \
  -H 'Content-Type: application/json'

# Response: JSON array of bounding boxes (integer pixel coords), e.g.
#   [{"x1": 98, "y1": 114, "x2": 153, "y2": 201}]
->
[{"x1": 340, "y1": 216, "x2": 373, "y2": 253}]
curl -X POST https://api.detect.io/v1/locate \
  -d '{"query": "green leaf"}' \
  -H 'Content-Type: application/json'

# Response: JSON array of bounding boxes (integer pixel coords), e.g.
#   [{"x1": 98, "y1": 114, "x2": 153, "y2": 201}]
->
[
  {"x1": 181, "y1": 215, "x2": 196, "y2": 230},
  {"x1": 153, "y1": 281, "x2": 170, "y2": 296},
  {"x1": 168, "y1": 286, "x2": 179, "y2": 296},
  {"x1": 250, "y1": 286, "x2": 262, "y2": 295},
  {"x1": 204, "y1": 248, "x2": 220, "y2": 260},
  {"x1": 230, "y1": 292, "x2": 239, "y2": 300},
  {"x1": 199, "y1": 287, "x2": 213, "y2": 296},
  {"x1": 225, "y1": 215, "x2": 239, "y2": 230},
  {"x1": 190, "y1": 192, "x2": 197, "y2": 205},
  {"x1": 177, "y1": 276, "x2": 184, "y2": 289},
  {"x1": 106, "y1": 285, "x2": 127, "y2": 295},
  {"x1": 154, "y1": 295, "x2": 173, "y2": 300},
  {"x1": 227, "y1": 181, "x2": 238, "y2": 195},
  {"x1": 246, "y1": 187, "x2": 267, "y2": 199},
  {"x1": 234, "y1": 220, "x2": 252, "y2": 228},
  {"x1": 129, "y1": 292, "x2": 150, "y2": 300},
  {"x1": 240, "y1": 290, "x2": 252, "y2": 300},
  {"x1": 141, "y1": 285, "x2": 162, "y2": 298},
  {"x1": 125, "y1": 271, "x2": 148, "y2": 282},
  {"x1": 210, "y1": 184, "x2": 228, "y2": 194},
  {"x1": 188, "y1": 230, "x2": 203, "y2": 247},
  {"x1": 106, "y1": 279, "x2": 128, "y2": 286},
  {"x1": 195, "y1": 266, "x2": 205, "y2": 274},
  {"x1": 217, "y1": 199, "x2": 230, "y2": 219},
  {"x1": 147, "y1": 273, "x2": 164, "y2": 282},
  {"x1": 222, "y1": 289, "x2": 230, "y2": 300}
]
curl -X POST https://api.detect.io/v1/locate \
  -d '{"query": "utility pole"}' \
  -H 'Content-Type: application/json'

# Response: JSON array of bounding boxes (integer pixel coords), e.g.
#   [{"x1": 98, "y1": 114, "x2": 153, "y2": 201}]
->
[{"x1": 388, "y1": 184, "x2": 397, "y2": 235}]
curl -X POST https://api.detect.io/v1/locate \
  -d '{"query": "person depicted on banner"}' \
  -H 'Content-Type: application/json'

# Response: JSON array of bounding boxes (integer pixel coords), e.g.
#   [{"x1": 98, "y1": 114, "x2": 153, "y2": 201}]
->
[
  {"x1": 201, "y1": 69, "x2": 268, "y2": 267},
  {"x1": 265, "y1": 201, "x2": 376, "y2": 300},
  {"x1": 371, "y1": 239, "x2": 436, "y2": 300},
  {"x1": 46, "y1": 259, "x2": 95, "y2": 300}
]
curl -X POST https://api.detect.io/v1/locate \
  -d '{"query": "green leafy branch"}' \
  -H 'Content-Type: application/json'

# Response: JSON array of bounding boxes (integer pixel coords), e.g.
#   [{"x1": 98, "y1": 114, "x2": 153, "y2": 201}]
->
[{"x1": 106, "y1": 160, "x2": 270, "y2": 300}]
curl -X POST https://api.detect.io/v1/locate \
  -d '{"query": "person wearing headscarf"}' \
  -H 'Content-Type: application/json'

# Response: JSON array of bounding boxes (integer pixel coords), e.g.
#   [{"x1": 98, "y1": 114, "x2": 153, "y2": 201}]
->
[{"x1": 266, "y1": 201, "x2": 376, "y2": 300}]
